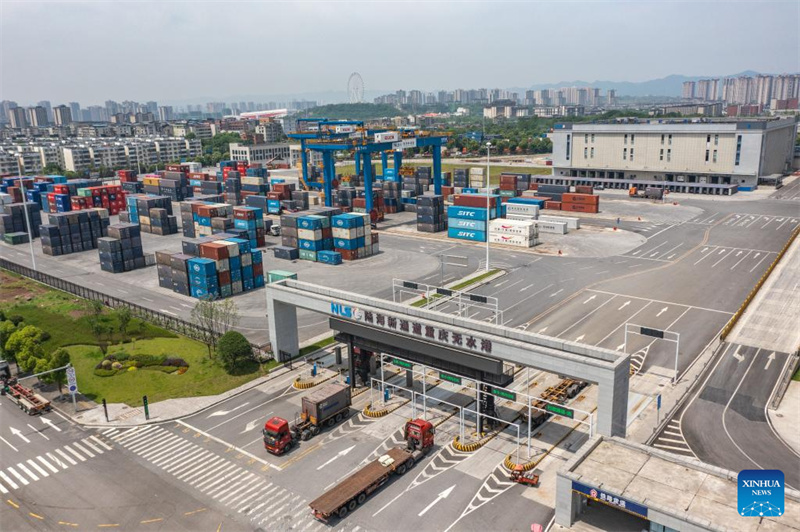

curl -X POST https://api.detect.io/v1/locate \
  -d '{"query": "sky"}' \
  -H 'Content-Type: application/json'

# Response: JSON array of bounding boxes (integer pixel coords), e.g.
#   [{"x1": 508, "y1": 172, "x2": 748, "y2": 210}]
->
[{"x1": 1, "y1": 0, "x2": 798, "y2": 106}]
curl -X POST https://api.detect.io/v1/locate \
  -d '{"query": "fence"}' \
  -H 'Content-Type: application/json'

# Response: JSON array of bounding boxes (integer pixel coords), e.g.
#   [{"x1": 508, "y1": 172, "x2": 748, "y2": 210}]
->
[
  {"x1": 0, "y1": 258, "x2": 272, "y2": 360},
  {"x1": 720, "y1": 225, "x2": 800, "y2": 340}
]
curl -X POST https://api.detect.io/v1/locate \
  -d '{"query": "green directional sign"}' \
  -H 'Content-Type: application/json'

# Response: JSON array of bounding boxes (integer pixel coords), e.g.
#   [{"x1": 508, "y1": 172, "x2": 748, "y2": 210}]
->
[
  {"x1": 392, "y1": 358, "x2": 412, "y2": 369},
  {"x1": 490, "y1": 387, "x2": 516, "y2": 401},
  {"x1": 545, "y1": 403, "x2": 574, "y2": 418},
  {"x1": 439, "y1": 372, "x2": 462, "y2": 385}
]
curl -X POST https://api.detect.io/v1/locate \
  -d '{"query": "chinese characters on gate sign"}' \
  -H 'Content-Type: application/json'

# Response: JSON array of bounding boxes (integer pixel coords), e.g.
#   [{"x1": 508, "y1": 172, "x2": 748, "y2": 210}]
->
[{"x1": 357, "y1": 310, "x2": 492, "y2": 355}]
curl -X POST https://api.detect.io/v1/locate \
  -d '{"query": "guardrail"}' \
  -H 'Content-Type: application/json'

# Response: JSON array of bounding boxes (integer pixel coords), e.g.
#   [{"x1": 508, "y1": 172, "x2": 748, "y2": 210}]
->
[
  {"x1": 0, "y1": 258, "x2": 272, "y2": 360},
  {"x1": 720, "y1": 225, "x2": 800, "y2": 340}
]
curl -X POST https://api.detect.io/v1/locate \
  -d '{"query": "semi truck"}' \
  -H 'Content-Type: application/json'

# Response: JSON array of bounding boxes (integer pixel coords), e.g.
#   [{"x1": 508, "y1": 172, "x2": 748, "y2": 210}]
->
[
  {"x1": 1, "y1": 377, "x2": 52, "y2": 415},
  {"x1": 309, "y1": 418, "x2": 435, "y2": 522},
  {"x1": 263, "y1": 382, "x2": 352, "y2": 455}
]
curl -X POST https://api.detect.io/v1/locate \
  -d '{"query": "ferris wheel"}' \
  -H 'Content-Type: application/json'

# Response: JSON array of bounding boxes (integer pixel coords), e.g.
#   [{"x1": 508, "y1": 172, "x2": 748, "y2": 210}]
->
[{"x1": 348, "y1": 72, "x2": 364, "y2": 104}]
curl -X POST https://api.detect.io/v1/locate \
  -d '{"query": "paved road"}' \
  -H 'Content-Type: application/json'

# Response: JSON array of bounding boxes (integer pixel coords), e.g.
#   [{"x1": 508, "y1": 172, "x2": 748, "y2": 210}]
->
[
  {"x1": 653, "y1": 343, "x2": 800, "y2": 489},
  {"x1": 0, "y1": 391, "x2": 242, "y2": 530}
]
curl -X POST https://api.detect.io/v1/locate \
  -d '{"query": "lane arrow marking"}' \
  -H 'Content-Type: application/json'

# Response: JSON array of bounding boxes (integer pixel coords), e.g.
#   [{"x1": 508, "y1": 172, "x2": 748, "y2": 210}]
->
[
  {"x1": 575, "y1": 334, "x2": 585, "y2": 343},
  {"x1": 583, "y1": 295, "x2": 596, "y2": 304},
  {"x1": 657, "y1": 307, "x2": 669, "y2": 317},
  {"x1": 764, "y1": 352, "x2": 776, "y2": 370},
  {"x1": 316, "y1": 445, "x2": 356, "y2": 471},
  {"x1": 42, "y1": 417, "x2": 61, "y2": 432},
  {"x1": 732, "y1": 346, "x2": 745, "y2": 363},
  {"x1": 207, "y1": 402, "x2": 250, "y2": 418},
  {"x1": 618, "y1": 301, "x2": 630, "y2": 311},
  {"x1": 418, "y1": 485, "x2": 456, "y2": 517},
  {"x1": 10, "y1": 427, "x2": 30, "y2": 444}
]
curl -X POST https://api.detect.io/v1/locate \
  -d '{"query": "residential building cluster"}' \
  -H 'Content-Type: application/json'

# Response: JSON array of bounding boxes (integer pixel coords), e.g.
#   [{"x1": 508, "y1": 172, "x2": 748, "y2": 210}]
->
[
  {"x1": 374, "y1": 86, "x2": 616, "y2": 110},
  {"x1": 0, "y1": 98, "x2": 317, "y2": 127},
  {"x1": 0, "y1": 137, "x2": 202, "y2": 175},
  {"x1": 681, "y1": 74, "x2": 799, "y2": 109}
]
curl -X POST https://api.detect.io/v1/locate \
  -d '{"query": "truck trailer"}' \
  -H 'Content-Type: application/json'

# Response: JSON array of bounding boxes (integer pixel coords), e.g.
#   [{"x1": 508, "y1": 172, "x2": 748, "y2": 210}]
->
[
  {"x1": 309, "y1": 418, "x2": 435, "y2": 521},
  {"x1": 264, "y1": 382, "x2": 352, "y2": 455}
]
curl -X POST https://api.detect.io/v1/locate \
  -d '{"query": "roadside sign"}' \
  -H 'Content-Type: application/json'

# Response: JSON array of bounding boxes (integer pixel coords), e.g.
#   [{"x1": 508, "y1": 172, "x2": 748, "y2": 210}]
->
[
  {"x1": 391, "y1": 358, "x2": 413, "y2": 369},
  {"x1": 66, "y1": 366, "x2": 77, "y2": 394},
  {"x1": 439, "y1": 372, "x2": 462, "y2": 385},
  {"x1": 545, "y1": 403, "x2": 574, "y2": 419},
  {"x1": 640, "y1": 327, "x2": 665, "y2": 339},
  {"x1": 490, "y1": 387, "x2": 516, "y2": 401},
  {"x1": 392, "y1": 138, "x2": 417, "y2": 150},
  {"x1": 656, "y1": 394, "x2": 662, "y2": 410}
]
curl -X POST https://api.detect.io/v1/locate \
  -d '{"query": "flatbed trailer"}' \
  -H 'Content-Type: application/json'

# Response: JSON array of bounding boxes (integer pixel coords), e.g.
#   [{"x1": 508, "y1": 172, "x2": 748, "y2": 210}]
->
[
  {"x1": 308, "y1": 419, "x2": 435, "y2": 522},
  {"x1": 3, "y1": 380, "x2": 51, "y2": 415}
]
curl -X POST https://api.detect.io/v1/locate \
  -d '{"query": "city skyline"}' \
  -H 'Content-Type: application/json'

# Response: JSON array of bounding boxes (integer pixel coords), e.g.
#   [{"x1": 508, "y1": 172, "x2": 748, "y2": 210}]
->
[{"x1": 2, "y1": 1, "x2": 797, "y2": 104}]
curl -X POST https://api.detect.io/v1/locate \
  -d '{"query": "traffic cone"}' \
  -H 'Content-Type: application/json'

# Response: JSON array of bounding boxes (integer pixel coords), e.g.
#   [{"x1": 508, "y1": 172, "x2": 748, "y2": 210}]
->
[
  {"x1": 613, "y1": 226, "x2": 617, "y2": 231},
  {"x1": 558, "y1": 250, "x2": 562, "y2": 256},
  {"x1": 638, "y1": 216, "x2": 641, "y2": 221}
]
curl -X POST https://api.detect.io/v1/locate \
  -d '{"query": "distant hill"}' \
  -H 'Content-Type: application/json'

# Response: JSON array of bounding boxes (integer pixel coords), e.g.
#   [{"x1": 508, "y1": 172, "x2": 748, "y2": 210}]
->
[
  {"x1": 514, "y1": 71, "x2": 765, "y2": 97},
  {"x1": 298, "y1": 103, "x2": 401, "y2": 121}
]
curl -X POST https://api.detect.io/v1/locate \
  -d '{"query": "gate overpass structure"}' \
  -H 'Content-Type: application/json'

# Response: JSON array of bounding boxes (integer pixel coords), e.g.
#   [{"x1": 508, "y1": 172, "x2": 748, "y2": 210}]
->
[{"x1": 265, "y1": 279, "x2": 631, "y2": 438}]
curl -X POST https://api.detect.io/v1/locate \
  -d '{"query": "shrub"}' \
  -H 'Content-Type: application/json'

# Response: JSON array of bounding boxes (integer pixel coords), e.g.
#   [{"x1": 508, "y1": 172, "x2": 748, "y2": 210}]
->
[
  {"x1": 177, "y1": 367, "x2": 188, "y2": 375},
  {"x1": 127, "y1": 366, "x2": 137, "y2": 372},
  {"x1": 8, "y1": 315, "x2": 24, "y2": 326},
  {"x1": 130, "y1": 354, "x2": 166, "y2": 366},
  {"x1": 217, "y1": 331, "x2": 254, "y2": 373},
  {"x1": 113, "y1": 351, "x2": 130, "y2": 361},
  {"x1": 163, "y1": 357, "x2": 188, "y2": 368},
  {"x1": 40, "y1": 331, "x2": 51, "y2": 342},
  {"x1": 94, "y1": 368, "x2": 117, "y2": 377},
  {"x1": 111, "y1": 361, "x2": 123, "y2": 370},
  {"x1": 101, "y1": 359, "x2": 112, "y2": 369}
]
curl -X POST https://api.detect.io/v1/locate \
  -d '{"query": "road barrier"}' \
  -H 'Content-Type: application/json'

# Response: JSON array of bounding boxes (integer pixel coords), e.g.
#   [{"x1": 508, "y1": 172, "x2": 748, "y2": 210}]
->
[
  {"x1": 0, "y1": 258, "x2": 271, "y2": 360},
  {"x1": 720, "y1": 225, "x2": 800, "y2": 340}
]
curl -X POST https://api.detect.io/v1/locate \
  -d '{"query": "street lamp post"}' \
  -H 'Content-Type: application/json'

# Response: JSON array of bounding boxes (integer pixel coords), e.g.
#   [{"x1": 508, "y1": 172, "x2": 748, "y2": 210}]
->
[
  {"x1": 485, "y1": 142, "x2": 491, "y2": 272},
  {"x1": 16, "y1": 161, "x2": 37, "y2": 271}
]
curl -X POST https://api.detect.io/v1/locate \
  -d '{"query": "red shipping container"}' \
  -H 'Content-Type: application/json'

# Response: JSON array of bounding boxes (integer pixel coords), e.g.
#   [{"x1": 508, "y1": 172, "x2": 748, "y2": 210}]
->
[
  {"x1": 253, "y1": 263, "x2": 264, "y2": 276},
  {"x1": 528, "y1": 183, "x2": 539, "y2": 191},
  {"x1": 321, "y1": 227, "x2": 332, "y2": 240},
  {"x1": 453, "y1": 194, "x2": 498, "y2": 208},
  {"x1": 218, "y1": 271, "x2": 231, "y2": 285},
  {"x1": 371, "y1": 233, "x2": 379, "y2": 244},
  {"x1": 545, "y1": 201, "x2": 562, "y2": 210},
  {"x1": 562, "y1": 193, "x2": 599, "y2": 205},
  {"x1": 337, "y1": 249, "x2": 358, "y2": 261},
  {"x1": 562, "y1": 203, "x2": 599, "y2": 214},
  {"x1": 441, "y1": 186, "x2": 454, "y2": 197},
  {"x1": 199, "y1": 242, "x2": 229, "y2": 260},
  {"x1": 574, "y1": 185, "x2": 594, "y2": 195}
]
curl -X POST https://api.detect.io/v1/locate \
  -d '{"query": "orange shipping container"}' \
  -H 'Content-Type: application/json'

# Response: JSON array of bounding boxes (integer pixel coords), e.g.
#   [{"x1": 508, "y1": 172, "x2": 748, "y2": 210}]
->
[
  {"x1": 545, "y1": 201, "x2": 562, "y2": 210},
  {"x1": 575, "y1": 186, "x2": 594, "y2": 195},
  {"x1": 562, "y1": 193, "x2": 600, "y2": 205},
  {"x1": 562, "y1": 202, "x2": 599, "y2": 214}
]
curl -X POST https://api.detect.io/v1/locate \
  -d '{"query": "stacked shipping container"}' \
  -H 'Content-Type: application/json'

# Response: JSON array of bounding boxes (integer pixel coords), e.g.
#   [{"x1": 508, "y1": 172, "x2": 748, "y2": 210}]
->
[
  {"x1": 39, "y1": 209, "x2": 110, "y2": 255},
  {"x1": 98, "y1": 223, "x2": 145, "y2": 273}
]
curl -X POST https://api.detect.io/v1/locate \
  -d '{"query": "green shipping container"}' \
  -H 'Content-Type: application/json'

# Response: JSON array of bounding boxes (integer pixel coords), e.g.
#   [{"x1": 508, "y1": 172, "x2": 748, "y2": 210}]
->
[
  {"x1": 77, "y1": 188, "x2": 93, "y2": 197},
  {"x1": 299, "y1": 249, "x2": 317, "y2": 262},
  {"x1": 267, "y1": 270, "x2": 298, "y2": 284}
]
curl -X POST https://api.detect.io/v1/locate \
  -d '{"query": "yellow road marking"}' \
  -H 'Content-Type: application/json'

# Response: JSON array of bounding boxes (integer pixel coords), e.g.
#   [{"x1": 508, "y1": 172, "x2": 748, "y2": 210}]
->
[
  {"x1": 29, "y1": 512, "x2": 45, "y2": 520},
  {"x1": 216, "y1": 523, "x2": 222, "y2": 532},
  {"x1": 7, "y1": 499, "x2": 19, "y2": 509},
  {"x1": 184, "y1": 508, "x2": 206, "y2": 516},
  {"x1": 98, "y1": 524, "x2": 119, "y2": 528},
  {"x1": 140, "y1": 518, "x2": 163, "y2": 524},
  {"x1": 59, "y1": 521, "x2": 79, "y2": 527}
]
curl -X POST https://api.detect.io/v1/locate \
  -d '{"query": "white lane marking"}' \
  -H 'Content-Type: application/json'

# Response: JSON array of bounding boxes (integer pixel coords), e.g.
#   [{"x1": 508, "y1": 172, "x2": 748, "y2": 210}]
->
[
  {"x1": 657, "y1": 307, "x2": 669, "y2": 317},
  {"x1": 586, "y1": 289, "x2": 733, "y2": 315},
  {"x1": 749, "y1": 253, "x2": 770, "y2": 273},
  {"x1": 519, "y1": 283, "x2": 534, "y2": 292},
  {"x1": 549, "y1": 288, "x2": 563, "y2": 298},
  {"x1": 16, "y1": 463, "x2": 39, "y2": 482},
  {"x1": 0, "y1": 436, "x2": 19, "y2": 452},
  {"x1": 0, "y1": 482, "x2": 6, "y2": 494},
  {"x1": 730, "y1": 250, "x2": 752, "y2": 271},
  {"x1": 618, "y1": 301, "x2": 631, "y2": 311},
  {"x1": 711, "y1": 248, "x2": 736, "y2": 268},
  {"x1": 142, "y1": 297, "x2": 154, "y2": 302},
  {"x1": 6, "y1": 467, "x2": 28, "y2": 486},
  {"x1": 162, "y1": 310, "x2": 177, "y2": 316},
  {"x1": 63, "y1": 445, "x2": 87, "y2": 462},
  {"x1": 26, "y1": 459, "x2": 49, "y2": 478},
  {"x1": 55, "y1": 448, "x2": 77, "y2": 465},
  {"x1": 37, "y1": 456, "x2": 59, "y2": 474},
  {"x1": 0, "y1": 471, "x2": 19, "y2": 490}
]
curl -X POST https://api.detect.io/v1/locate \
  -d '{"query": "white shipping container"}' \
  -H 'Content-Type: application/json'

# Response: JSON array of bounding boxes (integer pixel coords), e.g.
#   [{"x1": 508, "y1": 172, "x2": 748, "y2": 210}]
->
[
  {"x1": 506, "y1": 213, "x2": 536, "y2": 222},
  {"x1": 332, "y1": 227, "x2": 358, "y2": 240},
  {"x1": 469, "y1": 167, "x2": 485, "y2": 176},
  {"x1": 539, "y1": 214, "x2": 580, "y2": 230},
  {"x1": 489, "y1": 218, "x2": 538, "y2": 237},
  {"x1": 489, "y1": 233, "x2": 537, "y2": 247},
  {"x1": 374, "y1": 131, "x2": 401, "y2": 143},
  {"x1": 334, "y1": 125, "x2": 356, "y2": 134},
  {"x1": 532, "y1": 220, "x2": 568, "y2": 234},
  {"x1": 505, "y1": 203, "x2": 540, "y2": 217},
  {"x1": 241, "y1": 176, "x2": 265, "y2": 186},
  {"x1": 297, "y1": 228, "x2": 323, "y2": 241}
]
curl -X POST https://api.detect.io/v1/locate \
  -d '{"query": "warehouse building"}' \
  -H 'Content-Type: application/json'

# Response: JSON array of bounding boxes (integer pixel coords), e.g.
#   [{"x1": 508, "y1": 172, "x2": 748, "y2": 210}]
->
[
  {"x1": 556, "y1": 436, "x2": 800, "y2": 532},
  {"x1": 229, "y1": 142, "x2": 291, "y2": 166},
  {"x1": 548, "y1": 117, "x2": 798, "y2": 194}
]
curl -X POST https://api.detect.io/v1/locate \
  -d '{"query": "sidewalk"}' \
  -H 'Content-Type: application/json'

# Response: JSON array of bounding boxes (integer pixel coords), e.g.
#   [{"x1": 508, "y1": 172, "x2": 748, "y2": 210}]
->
[{"x1": 769, "y1": 380, "x2": 800, "y2": 455}]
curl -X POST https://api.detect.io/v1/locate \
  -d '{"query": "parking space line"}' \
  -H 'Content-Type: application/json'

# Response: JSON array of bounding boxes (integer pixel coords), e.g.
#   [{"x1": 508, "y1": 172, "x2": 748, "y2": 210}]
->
[
  {"x1": 711, "y1": 248, "x2": 736, "y2": 268},
  {"x1": 693, "y1": 246, "x2": 718, "y2": 265},
  {"x1": 729, "y1": 250, "x2": 752, "y2": 270},
  {"x1": 749, "y1": 253, "x2": 771, "y2": 273},
  {"x1": 776, "y1": 218, "x2": 790, "y2": 230},
  {"x1": 761, "y1": 217, "x2": 775, "y2": 229},
  {"x1": 655, "y1": 242, "x2": 683, "y2": 260}
]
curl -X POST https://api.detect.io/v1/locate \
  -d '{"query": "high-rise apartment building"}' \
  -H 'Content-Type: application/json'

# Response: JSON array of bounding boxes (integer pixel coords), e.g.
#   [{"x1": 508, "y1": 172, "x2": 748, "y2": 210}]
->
[
  {"x1": 53, "y1": 105, "x2": 73, "y2": 125},
  {"x1": 27, "y1": 106, "x2": 49, "y2": 127},
  {"x1": 69, "y1": 102, "x2": 82, "y2": 122},
  {"x1": 682, "y1": 81, "x2": 696, "y2": 99},
  {"x1": 7, "y1": 107, "x2": 27, "y2": 128}
]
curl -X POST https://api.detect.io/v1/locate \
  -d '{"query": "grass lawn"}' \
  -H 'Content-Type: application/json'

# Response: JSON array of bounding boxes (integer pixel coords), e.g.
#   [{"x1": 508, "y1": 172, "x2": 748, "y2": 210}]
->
[
  {"x1": 67, "y1": 337, "x2": 270, "y2": 406},
  {"x1": 299, "y1": 336, "x2": 336, "y2": 357},
  {"x1": 793, "y1": 366, "x2": 800, "y2": 382},
  {"x1": 336, "y1": 161, "x2": 550, "y2": 185},
  {"x1": 411, "y1": 269, "x2": 501, "y2": 307},
  {"x1": 0, "y1": 271, "x2": 174, "y2": 353}
]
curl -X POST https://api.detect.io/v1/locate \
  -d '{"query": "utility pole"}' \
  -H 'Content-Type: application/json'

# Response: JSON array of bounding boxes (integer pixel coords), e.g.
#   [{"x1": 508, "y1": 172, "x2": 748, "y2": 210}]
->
[{"x1": 485, "y1": 142, "x2": 491, "y2": 272}]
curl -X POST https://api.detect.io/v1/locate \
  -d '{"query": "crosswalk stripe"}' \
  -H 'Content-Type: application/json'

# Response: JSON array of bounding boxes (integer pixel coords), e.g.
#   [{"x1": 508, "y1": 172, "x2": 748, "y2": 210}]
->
[
  {"x1": 127, "y1": 431, "x2": 172, "y2": 453},
  {"x1": 212, "y1": 472, "x2": 255, "y2": 498},
  {"x1": 147, "y1": 436, "x2": 192, "y2": 461},
  {"x1": 37, "y1": 456, "x2": 59, "y2": 474},
  {"x1": 101, "y1": 428, "x2": 118, "y2": 436},
  {"x1": 226, "y1": 477, "x2": 267, "y2": 505},
  {"x1": 114, "y1": 426, "x2": 156, "y2": 443},
  {"x1": 243, "y1": 498, "x2": 270, "y2": 516},
  {"x1": 198, "y1": 467, "x2": 240, "y2": 492},
  {"x1": 218, "y1": 476, "x2": 260, "y2": 503},
  {"x1": 119, "y1": 427, "x2": 163, "y2": 447},
  {"x1": 192, "y1": 460, "x2": 237, "y2": 488},
  {"x1": 26, "y1": 459, "x2": 49, "y2": 478},
  {"x1": 139, "y1": 435, "x2": 185, "y2": 459},
  {"x1": 235, "y1": 485, "x2": 273, "y2": 511},
  {"x1": 7, "y1": 467, "x2": 29, "y2": 486},
  {"x1": 81, "y1": 438, "x2": 104, "y2": 455},
  {"x1": 182, "y1": 456, "x2": 226, "y2": 483},
  {"x1": 90, "y1": 435, "x2": 114, "y2": 451},
  {"x1": 55, "y1": 448, "x2": 78, "y2": 465},
  {"x1": 63, "y1": 445, "x2": 87, "y2": 462},
  {"x1": 0, "y1": 481, "x2": 7, "y2": 494},
  {"x1": 164, "y1": 448, "x2": 207, "y2": 472},
  {"x1": 16, "y1": 463, "x2": 39, "y2": 482},
  {"x1": 183, "y1": 455, "x2": 228, "y2": 483},
  {"x1": 155, "y1": 444, "x2": 199, "y2": 468},
  {"x1": 71, "y1": 441, "x2": 95, "y2": 458},
  {"x1": 46, "y1": 452, "x2": 69, "y2": 470},
  {"x1": 0, "y1": 471, "x2": 18, "y2": 490}
]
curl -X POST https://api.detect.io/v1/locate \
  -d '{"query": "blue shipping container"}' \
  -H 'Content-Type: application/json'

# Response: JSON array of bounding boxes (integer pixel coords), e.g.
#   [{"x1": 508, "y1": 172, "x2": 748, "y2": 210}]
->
[
  {"x1": 447, "y1": 206, "x2": 493, "y2": 221},
  {"x1": 448, "y1": 227, "x2": 486, "y2": 242},
  {"x1": 188, "y1": 257, "x2": 217, "y2": 276},
  {"x1": 449, "y1": 218, "x2": 487, "y2": 231},
  {"x1": 298, "y1": 239, "x2": 326, "y2": 251},
  {"x1": 331, "y1": 213, "x2": 364, "y2": 229}
]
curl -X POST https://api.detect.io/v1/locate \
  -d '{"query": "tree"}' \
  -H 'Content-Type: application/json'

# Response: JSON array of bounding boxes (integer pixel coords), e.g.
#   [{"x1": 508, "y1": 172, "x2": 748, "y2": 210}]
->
[
  {"x1": 217, "y1": 331, "x2": 254, "y2": 373},
  {"x1": 48, "y1": 348, "x2": 71, "y2": 396},
  {"x1": 116, "y1": 308, "x2": 132, "y2": 339},
  {"x1": 184, "y1": 132, "x2": 197, "y2": 140},
  {"x1": 5, "y1": 326, "x2": 47, "y2": 374},
  {"x1": 190, "y1": 297, "x2": 240, "y2": 358},
  {"x1": 0, "y1": 320, "x2": 17, "y2": 369}
]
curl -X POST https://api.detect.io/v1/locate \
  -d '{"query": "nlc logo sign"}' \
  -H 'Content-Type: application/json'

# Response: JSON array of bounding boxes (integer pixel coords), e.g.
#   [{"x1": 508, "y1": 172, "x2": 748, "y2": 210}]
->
[
  {"x1": 331, "y1": 302, "x2": 362, "y2": 320},
  {"x1": 738, "y1": 469, "x2": 784, "y2": 517}
]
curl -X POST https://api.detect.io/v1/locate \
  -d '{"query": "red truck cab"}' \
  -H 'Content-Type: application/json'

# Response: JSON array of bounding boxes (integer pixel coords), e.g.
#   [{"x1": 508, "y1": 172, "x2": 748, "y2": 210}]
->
[
  {"x1": 263, "y1": 416, "x2": 293, "y2": 455},
  {"x1": 404, "y1": 418, "x2": 435, "y2": 450}
]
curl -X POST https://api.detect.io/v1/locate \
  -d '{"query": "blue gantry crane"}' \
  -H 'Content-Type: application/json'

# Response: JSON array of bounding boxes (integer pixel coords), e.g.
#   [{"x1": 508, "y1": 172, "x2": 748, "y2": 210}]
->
[{"x1": 287, "y1": 118, "x2": 448, "y2": 213}]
